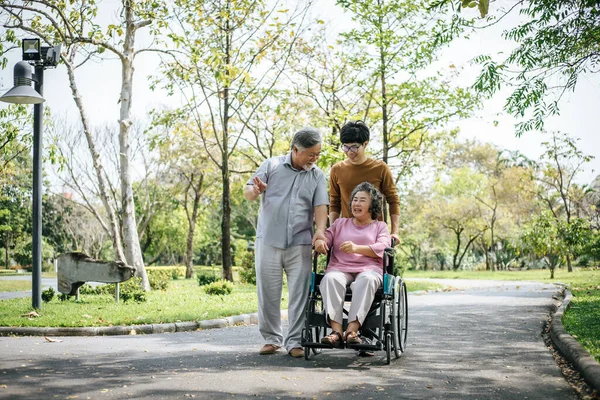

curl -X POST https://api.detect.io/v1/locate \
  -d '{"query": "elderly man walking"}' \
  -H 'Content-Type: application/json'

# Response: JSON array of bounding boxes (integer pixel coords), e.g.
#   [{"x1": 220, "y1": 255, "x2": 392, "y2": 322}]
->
[{"x1": 244, "y1": 127, "x2": 329, "y2": 358}]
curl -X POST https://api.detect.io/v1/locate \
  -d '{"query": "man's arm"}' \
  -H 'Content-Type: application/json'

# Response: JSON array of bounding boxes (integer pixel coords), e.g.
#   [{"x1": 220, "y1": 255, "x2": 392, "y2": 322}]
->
[
  {"x1": 244, "y1": 184, "x2": 259, "y2": 201},
  {"x1": 328, "y1": 211, "x2": 340, "y2": 225},
  {"x1": 313, "y1": 204, "x2": 328, "y2": 244},
  {"x1": 244, "y1": 176, "x2": 268, "y2": 201},
  {"x1": 390, "y1": 213, "x2": 400, "y2": 245}
]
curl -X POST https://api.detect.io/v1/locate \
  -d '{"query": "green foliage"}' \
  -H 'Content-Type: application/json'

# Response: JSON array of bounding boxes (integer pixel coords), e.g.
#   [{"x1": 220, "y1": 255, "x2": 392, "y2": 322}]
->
[
  {"x1": 239, "y1": 252, "x2": 256, "y2": 285},
  {"x1": 41, "y1": 287, "x2": 55, "y2": 303},
  {"x1": 203, "y1": 280, "x2": 234, "y2": 296},
  {"x1": 78, "y1": 283, "x2": 111, "y2": 296},
  {"x1": 197, "y1": 273, "x2": 219, "y2": 286},
  {"x1": 438, "y1": 0, "x2": 600, "y2": 135},
  {"x1": 13, "y1": 238, "x2": 55, "y2": 271},
  {"x1": 119, "y1": 278, "x2": 147, "y2": 303},
  {"x1": 146, "y1": 268, "x2": 171, "y2": 291}
]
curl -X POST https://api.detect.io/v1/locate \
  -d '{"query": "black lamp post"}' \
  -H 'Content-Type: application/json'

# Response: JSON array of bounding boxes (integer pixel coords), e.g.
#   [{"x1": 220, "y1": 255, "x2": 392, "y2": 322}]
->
[{"x1": 0, "y1": 38, "x2": 60, "y2": 309}]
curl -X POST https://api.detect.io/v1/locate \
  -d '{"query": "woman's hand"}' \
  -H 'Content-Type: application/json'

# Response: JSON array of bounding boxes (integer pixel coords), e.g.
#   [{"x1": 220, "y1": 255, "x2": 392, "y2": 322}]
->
[
  {"x1": 339, "y1": 241, "x2": 357, "y2": 254},
  {"x1": 314, "y1": 239, "x2": 329, "y2": 254}
]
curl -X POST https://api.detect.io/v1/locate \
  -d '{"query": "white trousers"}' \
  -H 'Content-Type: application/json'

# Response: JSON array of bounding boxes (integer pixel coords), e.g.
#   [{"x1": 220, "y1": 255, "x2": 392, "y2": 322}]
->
[
  {"x1": 319, "y1": 270, "x2": 382, "y2": 328},
  {"x1": 255, "y1": 238, "x2": 311, "y2": 352}
]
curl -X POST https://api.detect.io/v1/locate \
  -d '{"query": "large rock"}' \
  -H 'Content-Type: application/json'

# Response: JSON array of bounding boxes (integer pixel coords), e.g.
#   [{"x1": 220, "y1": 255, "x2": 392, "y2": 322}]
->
[{"x1": 57, "y1": 252, "x2": 136, "y2": 295}]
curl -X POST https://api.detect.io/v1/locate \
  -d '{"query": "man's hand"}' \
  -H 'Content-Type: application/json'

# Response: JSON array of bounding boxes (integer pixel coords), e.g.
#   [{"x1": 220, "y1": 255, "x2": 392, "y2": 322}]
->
[
  {"x1": 390, "y1": 233, "x2": 400, "y2": 246},
  {"x1": 339, "y1": 241, "x2": 356, "y2": 254},
  {"x1": 312, "y1": 229, "x2": 326, "y2": 245},
  {"x1": 314, "y1": 238, "x2": 329, "y2": 254},
  {"x1": 252, "y1": 176, "x2": 267, "y2": 195}
]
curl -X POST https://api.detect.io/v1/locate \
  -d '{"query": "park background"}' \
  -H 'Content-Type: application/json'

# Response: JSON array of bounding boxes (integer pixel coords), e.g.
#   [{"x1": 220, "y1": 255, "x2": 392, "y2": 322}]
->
[{"x1": 0, "y1": 0, "x2": 599, "y2": 355}]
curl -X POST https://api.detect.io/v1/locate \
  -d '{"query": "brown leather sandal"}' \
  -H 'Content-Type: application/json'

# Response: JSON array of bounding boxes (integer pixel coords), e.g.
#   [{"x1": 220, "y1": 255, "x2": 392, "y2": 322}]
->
[
  {"x1": 320, "y1": 331, "x2": 343, "y2": 348},
  {"x1": 345, "y1": 331, "x2": 361, "y2": 345}
]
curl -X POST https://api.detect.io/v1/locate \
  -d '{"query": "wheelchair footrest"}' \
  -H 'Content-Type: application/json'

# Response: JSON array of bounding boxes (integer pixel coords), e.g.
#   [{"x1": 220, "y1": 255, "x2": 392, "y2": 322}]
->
[
  {"x1": 346, "y1": 342, "x2": 381, "y2": 351},
  {"x1": 302, "y1": 342, "x2": 336, "y2": 349}
]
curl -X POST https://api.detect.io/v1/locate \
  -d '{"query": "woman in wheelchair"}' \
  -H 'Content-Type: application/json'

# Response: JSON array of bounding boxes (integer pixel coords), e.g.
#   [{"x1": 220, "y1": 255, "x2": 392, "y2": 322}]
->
[{"x1": 313, "y1": 181, "x2": 390, "y2": 347}]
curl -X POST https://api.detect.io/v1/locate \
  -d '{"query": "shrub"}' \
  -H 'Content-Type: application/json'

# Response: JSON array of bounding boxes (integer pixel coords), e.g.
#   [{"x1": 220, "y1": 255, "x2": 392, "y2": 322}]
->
[
  {"x1": 197, "y1": 273, "x2": 219, "y2": 286},
  {"x1": 233, "y1": 238, "x2": 249, "y2": 267},
  {"x1": 239, "y1": 252, "x2": 256, "y2": 285},
  {"x1": 119, "y1": 277, "x2": 147, "y2": 302},
  {"x1": 147, "y1": 269, "x2": 170, "y2": 291},
  {"x1": 203, "y1": 280, "x2": 233, "y2": 296},
  {"x1": 42, "y1": 287, "x2": 55, "y2": 303}
]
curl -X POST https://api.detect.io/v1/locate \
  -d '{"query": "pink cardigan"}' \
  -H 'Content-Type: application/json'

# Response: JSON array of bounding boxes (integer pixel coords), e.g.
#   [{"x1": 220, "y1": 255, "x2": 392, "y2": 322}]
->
[{"x1": 324, "y1": 218, "x2": 390, "y2": 275}]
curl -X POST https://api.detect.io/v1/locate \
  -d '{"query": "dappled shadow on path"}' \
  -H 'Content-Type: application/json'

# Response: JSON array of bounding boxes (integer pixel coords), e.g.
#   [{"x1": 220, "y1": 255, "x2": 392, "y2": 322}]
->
[{"x1": 0, "y1": 283, "x2": 577, "y2": 399}]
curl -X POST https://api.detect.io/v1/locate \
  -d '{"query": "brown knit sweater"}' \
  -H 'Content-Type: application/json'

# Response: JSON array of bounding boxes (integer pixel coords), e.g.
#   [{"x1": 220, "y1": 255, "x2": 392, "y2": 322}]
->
[{"x1": 329, "y1": 158, "x2": 400, "y2": 219}]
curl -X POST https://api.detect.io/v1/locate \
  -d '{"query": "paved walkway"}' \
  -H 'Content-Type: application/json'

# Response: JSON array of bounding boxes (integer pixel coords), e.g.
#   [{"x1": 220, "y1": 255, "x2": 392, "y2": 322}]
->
[{"x1": 0, "y1": 279, "x2": 591, "y2": 399}]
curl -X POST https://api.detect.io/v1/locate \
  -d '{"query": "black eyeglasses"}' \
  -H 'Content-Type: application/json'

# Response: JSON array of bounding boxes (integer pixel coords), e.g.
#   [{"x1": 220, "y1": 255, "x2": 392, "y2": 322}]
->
[{"x1": 341, "y1": 144, "x2": 362, "y2": 153}]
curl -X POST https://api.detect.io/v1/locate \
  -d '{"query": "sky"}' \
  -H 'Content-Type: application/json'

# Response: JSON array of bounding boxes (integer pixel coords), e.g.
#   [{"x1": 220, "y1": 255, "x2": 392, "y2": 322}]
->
[{"x1": 1, "y1": 0, "x2": 598, "y2": 185}]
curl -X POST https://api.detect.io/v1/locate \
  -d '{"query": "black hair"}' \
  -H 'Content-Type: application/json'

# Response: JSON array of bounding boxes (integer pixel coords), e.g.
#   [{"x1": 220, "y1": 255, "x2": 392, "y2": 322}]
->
[{"x1": 340, "y1": 120, "x2": 370, "y2": 144}]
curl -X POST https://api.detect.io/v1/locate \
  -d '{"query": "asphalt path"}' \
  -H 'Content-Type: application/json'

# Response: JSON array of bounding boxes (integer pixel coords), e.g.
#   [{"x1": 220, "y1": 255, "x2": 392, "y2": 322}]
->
[{"x1": 0, "y1": 280, "x2": 578, "y2": 399}]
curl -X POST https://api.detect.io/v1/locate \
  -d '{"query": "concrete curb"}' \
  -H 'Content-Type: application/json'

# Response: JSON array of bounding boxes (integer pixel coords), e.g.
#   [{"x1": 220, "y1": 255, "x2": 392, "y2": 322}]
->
[
  {"x1": 550, "y1": 287, "x2": 600, "y2": 393},
  {"x1": 0, "y1": 313, "x2": 260, "y2": 337}
]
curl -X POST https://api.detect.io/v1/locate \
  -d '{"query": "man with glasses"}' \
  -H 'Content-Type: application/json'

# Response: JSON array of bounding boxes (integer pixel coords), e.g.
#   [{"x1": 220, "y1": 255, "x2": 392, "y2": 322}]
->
[{"x1": 328, "y1": 121, "x2": 400, "y2": 243}]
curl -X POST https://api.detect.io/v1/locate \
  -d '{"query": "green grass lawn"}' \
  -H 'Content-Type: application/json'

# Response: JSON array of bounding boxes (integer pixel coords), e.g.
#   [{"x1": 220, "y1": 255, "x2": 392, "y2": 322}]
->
[
  {"x1": 0, "y1": 280, "x2": 31, "y2": 292},
  {"x1": 0, "y1": 279, "x2": 268, "y2": 328}
]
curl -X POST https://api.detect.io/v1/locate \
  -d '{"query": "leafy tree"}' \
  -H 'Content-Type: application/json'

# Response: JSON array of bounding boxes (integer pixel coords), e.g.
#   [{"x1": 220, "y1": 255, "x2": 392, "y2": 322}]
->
[
  {"x1": 337, "y1": 0, "x2": 479, "y2": 174},
  {"x1": 1, "y1": 0, "x2": 171, "y2": 290},
  {"x1": 435, "y1": 0, "x2": 600, "y2": 134},
  {"x1": 427, "y1": 167, "x2": 488, "y2": 270},
  {"x1": 521, "y1": 211, "x2": 566, "y2": 279},
  {"x1": 533, "y1": 131, "x2": 594, "y2": 272},
  {"x1": 154, "y1": 0, "x2": 311, "y2": 280}
]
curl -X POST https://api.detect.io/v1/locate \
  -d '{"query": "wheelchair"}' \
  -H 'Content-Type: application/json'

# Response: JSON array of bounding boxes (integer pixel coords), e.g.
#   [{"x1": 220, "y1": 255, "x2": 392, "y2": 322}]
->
[{"x1": 301, "y1": 242, "x2": 408, "y2": 364}]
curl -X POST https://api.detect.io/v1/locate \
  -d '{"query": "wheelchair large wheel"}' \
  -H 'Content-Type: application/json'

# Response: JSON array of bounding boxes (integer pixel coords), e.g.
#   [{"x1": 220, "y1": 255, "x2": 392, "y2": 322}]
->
[
  {"x1": 385, "y1": 332, "x2": 392, "y2": 365},
  {"x1": 303, "y1": 326, "x2": 322, "y2": 360},
  {"x1": 392, "y1": 277, "x2": 408, "y2": 358}
]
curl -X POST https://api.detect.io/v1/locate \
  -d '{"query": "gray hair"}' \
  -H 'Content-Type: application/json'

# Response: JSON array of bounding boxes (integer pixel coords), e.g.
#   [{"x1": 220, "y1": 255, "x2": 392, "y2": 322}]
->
[
  {"x1": 350, "y1": 182, "x2": 383, "y2": 220},
  {"x1": 290, "y1": 127, "x2": 322, "y2": 151}
]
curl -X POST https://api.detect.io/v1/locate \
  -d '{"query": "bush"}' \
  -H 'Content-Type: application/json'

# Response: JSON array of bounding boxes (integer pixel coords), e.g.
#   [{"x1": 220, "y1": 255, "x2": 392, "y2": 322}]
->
[
  {"x1": 147, "y1": 269, "x2": 171, "y2": 291},
  {"x1": 239, "y1": 252, "x2": 256, "y2": 285},
  {"x1": 78, "y1": 283, "x2": 111, "y2": 296},
  {"x1": 42, "y1": 287, "x2": 55, "y2": 303},
  {"x1": 203, "y1": 280, "x2": 233, "y2": 296},
  {"x1": 197, "y1": 273, "x2": 219, "y2": 286},
  {"x1": 119, "y1": 277, "x2": 147, "y2": 302},
  {"x1": 233, "y1": 238, "x2": 249, "y2": 267}
]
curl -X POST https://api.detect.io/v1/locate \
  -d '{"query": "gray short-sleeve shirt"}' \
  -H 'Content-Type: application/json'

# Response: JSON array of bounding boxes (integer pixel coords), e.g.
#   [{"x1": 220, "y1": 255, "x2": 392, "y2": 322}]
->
[{"x1": 248, "y1": 152, "x2": 329, "y2": 249}]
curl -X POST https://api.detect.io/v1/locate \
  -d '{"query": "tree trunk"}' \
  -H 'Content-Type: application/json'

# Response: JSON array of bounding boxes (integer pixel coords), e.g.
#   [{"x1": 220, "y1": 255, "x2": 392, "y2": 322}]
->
[
  {"x1": 64, "y1": 57, "x2": 126, "y2": 264},
  {"x1": 185, "y1": 174, "x2": 202, "y2": 279},
  {"x1": 221, "y1": 139, "x2": 233, "y2": 281},
  {"x1": 185, "y1": 222, "x2": 195, "y2": 279},
  {"x1": 220, "y1": 17, "x2": 233, "y2": 282},
  {"x1": 119, "y1": 8, "x2": 149, "y2": 290}
]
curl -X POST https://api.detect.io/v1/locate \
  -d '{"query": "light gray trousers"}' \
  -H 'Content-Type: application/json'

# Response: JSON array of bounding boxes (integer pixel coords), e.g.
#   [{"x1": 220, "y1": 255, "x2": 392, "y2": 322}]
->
[
  {"x1": 320, "y1": 270, "x2": 382, "y2": 328},
  {"x1": 255, "y1": 238, "x2": 311, "y2": 352}
]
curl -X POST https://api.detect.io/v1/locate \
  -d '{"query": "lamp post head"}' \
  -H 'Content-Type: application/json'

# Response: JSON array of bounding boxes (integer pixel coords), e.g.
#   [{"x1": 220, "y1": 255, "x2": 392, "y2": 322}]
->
[{"x1": 0, "y1": 61, "x2": 45, "y2": 104}]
